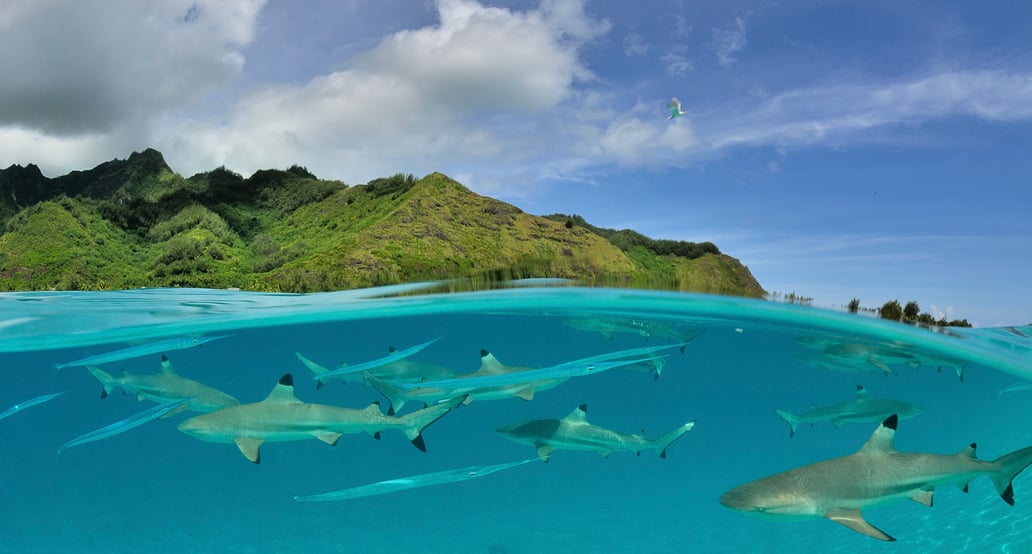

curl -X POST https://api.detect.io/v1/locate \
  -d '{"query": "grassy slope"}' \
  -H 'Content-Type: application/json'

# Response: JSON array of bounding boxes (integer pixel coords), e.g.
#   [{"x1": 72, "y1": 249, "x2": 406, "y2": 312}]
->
[{"x1": 0, "y1": 156, "x2": 766, "y2": 296}]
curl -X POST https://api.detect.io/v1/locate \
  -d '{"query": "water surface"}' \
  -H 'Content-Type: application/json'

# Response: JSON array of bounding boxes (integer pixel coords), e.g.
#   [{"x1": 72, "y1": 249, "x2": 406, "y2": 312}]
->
[{"x1": 1, "y1": 285, "x2": 1030, "y2": 553}]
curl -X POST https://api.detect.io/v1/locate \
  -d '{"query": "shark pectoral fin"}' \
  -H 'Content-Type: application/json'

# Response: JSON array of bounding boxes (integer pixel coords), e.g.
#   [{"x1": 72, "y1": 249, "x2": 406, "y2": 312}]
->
[
  {"x1": 315, "y1": 431, "x2": 342, "y2": 446},
  {"x1": 136, "y1": 394, "x2": 146, "y2": 402},
  {"x1": 515, "y1": 387, "x2": 535, "y2": 401},
  {"x1": 598, "y1": 450, "x2": 612, "y2": 459},
  {"x1": 410, "y1": 435, "x2": 427, "y2": 452},
  {"x1": 234, "y1": 437, "x2": 264, "y2": 464},
  {"x1": 867, "y1": 357, "x2": 894, "y2": 375},
  {"x1": 461, "y1": 396, "x2": 473, "y2": 406},
  {"x1": 908, "y1": 490, "x2": 934, "y2": 507},
  {"x1": 536, "y1": 445, "x2": 555, "y2": 461},
  {"x1": 372, "y1": 431, "x2": 382, "y2": 440},
  {"x1": 825, "y1": 509, "x2": 895, "y2": 542}
]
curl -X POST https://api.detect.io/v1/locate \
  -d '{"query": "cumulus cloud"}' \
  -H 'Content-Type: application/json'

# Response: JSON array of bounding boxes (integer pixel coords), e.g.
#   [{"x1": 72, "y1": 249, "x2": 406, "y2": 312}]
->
[
  {"x1": 0, "y1": 0, "x2": 263, "y2": 136},
  {"x1": 165, "y1": 0, "x2": 613, "y2": 181}
]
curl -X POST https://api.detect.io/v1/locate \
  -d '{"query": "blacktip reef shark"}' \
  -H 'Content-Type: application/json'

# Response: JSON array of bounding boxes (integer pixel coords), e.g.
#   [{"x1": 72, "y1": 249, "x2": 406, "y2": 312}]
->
[
  {"x1": 774, "y1": 385, "x2": 924, "y2": 438},
  {"x1": 496, "y1": 404, "x2": 696, "y2": 461},
  {"x1": 372, "y1": 344, "x2": 680, "y2": 414},
  {"x1": 720, "y1": 414, "x2": 1032, "y2": 541},
  {"x1": 365, "y1": 349, "x2": 568, "y2": 414},
  {"x1": 55, "y1": 334, "x2": 231, "y2": 370},
  {"x1": 563, "y1": 317, "x2": 705, "y2": 352},
  {"x1": 176, "y1": 374, "x2": 463, "y2": 463},
  {"x1": 407, "y1": 343, "x2": 680, "y2": 391},
  {"x1": 311, "y1": 338, "x2": 442, "y2": 386},
  {"x1": 294, "y1": 458, "x2": 539, "y2": 502},
  {"x1": 86, "y1": 354, "x2": 239, "y2": 416},
  {"x1": 0, "y1": 391, "x2": 67, "y2": 422},
  {"x1": 297, "y1": 343, "x2": 456, "y2": 389},
  {"x1": 58, "y1": 396, "x2": 193, "y2": 453}
]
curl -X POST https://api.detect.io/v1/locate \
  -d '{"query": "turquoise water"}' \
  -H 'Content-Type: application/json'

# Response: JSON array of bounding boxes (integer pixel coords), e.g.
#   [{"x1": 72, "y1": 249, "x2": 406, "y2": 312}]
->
[{"x1": 1, "y1": 284, "x2": 1031, "y2": 553}]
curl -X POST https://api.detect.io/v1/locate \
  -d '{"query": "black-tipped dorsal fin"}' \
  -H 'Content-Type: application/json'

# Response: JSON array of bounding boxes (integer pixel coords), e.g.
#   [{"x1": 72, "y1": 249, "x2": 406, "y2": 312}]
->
[
  {"x1": 855, "y1": 385, "x2": 868, "y2": 397},
  {"x1": 564, "y1": 404, "x2": 589, "y2": 423},
  {"x1": 858, "y1": 414, "x2": 898, "y2": 454},
  {"x1": 388, "y1": 346, "x2": 397, "y2": 353},
  {"x1": 959, "y1": 442, "x2": 978, "y2": 459},
  {"x1": 264, "y1": 374, "x2": 301, "y2": 404},
  {"x1": 159, "y1": 355, "x2": 178, "y2": 375},
  {"x1": 478, "y1": 350, "x2": 507, "y2": 374}
]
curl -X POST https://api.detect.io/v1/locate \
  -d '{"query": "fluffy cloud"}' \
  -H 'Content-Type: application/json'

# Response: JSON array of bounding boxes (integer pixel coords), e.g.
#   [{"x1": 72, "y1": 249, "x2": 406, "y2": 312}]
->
[
  {"x1": 0, "y1": 0, "x2": 263, "y2": 136},
  {"x1": 165, "y1": 0, "x2": 613, "y2": 182}
]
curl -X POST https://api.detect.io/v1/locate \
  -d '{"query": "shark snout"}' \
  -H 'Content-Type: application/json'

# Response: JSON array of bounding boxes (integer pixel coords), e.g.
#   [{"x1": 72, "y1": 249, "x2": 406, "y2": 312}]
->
[{"x1": 719, "y1": 487, "x2": 753, "y2": 512}]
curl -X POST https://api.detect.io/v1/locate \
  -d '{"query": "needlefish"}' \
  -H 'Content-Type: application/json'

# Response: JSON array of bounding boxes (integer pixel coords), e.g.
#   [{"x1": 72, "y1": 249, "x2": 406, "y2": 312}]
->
[
  {"x1": 405, "y1": 343, "x2": 682, "y2": 391},
  {"x1": 0, "y1": 391, "x2": 67, "y2": 422},
  {"x1": 314, "y1": 337, "x2": 442, "y2": 384},
  {"x1": 294, "y1": 458, "x2": 539, "y2": 501},
  {"x1": 54, "y1": 335, "x2": 231, "y2": 370},
  {"x1": 58, "y1": 396, "x2": 193, "y2": 453}
]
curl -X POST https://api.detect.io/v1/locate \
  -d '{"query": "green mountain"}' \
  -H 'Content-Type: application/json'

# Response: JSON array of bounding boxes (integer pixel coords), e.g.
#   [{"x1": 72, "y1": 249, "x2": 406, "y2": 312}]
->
[{"x1": 0, "y1": 149, "x2": 765, "y2": 296}]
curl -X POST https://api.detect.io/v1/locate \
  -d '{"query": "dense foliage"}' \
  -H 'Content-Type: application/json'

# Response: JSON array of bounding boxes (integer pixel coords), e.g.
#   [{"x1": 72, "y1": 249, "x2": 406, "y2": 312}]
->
[{"x1": 0, "y1": 150, "x2": 766, "y2": 297}]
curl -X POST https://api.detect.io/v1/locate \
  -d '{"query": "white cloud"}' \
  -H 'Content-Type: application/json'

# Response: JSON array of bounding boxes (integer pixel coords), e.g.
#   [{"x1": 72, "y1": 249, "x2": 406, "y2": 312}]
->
[
  {"x1": 623, "y1": 32, "x2": 649, "y2": 57},
  {"x1": 163, "y1": 0, "x2": 613, "y2": 181},
  {"x1": 661, "y1": 50, "x2": 694, "y2": 76},
  {"x1": 706, "y1": 70, "x2": 1032, "y2": 150},
  {"x1": 0, "y1": 0, "x2": 263, "y2": 136},
  {"x1": 710, "y1": 16, "x2": 747, "y2": 66}
]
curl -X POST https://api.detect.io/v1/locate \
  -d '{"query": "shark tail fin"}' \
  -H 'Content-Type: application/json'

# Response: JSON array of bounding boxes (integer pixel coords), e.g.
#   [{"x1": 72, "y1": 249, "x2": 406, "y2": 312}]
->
[
  {"x1": 990, "y1": 445, "x2": 1032, "y2": 505},
  {"x1": 774, "y1": 409, "x2": 800, "y2": 438},
  {"x1": 652, "y1": 421, "x2": 696, "y2": 459},
  {"x1": 85, "y1": 365, "x2": 115, "y2": 399},
  {"x1": 396, "y1": 395, "x2": 465, "y2": 452},
  {"x1": 296, "y1": 352, "x2": 333, "y2": 389},
  {"x1": 363, "y1": 371, "x2": 406, "y2": 415}
]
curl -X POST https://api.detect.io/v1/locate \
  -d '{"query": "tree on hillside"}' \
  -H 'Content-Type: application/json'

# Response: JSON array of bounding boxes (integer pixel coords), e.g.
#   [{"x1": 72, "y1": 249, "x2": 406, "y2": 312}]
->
[
  {"x1": 903, "y1": 300, "x2": 920, "y2": 322},
  {"x1": 879, "y1": 300, "x2": 903, "y2": 321},
  {"x1": 847, "y1": 297, "x2": 861, "y2": 313}
]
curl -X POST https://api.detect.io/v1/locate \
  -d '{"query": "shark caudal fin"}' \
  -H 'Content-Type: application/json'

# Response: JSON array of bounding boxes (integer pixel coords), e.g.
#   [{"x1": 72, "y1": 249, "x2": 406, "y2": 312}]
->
[
  {"x1": 363, "y1": 371, "x2": 408, "y2": 415},
  {"x1": 989, "y1": 444, "x2": 1032, "y2": 505},
  {"x1": 396, "y1": 395, "x2": 465, "y2": 452},
  {"x1": 652, "y1": 421, "x2": 697, "y2": 459},
  {"x1": 774, "y1": 409, "x2": 801, "y2": 438},
  {"x1": 295, "y1": 352, "x2": 336, "y2": 390},
  {"x1": 85, "y1": 366, "x2": 116, "y2": 399}
]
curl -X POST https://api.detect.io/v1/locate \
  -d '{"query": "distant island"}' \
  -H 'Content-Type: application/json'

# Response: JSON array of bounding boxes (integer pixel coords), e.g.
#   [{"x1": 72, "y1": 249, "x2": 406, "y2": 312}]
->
[{"x1": 0, "y1": 149, "x2": 765, "y2": 296}]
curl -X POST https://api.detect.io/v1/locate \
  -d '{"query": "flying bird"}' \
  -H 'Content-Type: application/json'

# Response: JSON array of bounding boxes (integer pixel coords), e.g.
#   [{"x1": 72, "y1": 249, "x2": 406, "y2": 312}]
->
[{"x1": 667, "y1": 97, "x2": 686, "y2": 119}]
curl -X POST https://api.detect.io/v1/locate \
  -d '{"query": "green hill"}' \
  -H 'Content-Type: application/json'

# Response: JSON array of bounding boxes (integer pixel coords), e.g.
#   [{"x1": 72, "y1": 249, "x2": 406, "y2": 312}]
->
[{"x1": 0, "y1": 150, "x2": 765, "y2": 296}]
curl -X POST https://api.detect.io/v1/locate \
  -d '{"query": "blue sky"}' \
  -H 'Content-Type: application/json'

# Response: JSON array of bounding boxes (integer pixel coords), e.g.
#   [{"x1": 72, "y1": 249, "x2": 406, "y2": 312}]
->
[{"x1": 1, "y1": 0, "x2": 1030, "y2": 326}]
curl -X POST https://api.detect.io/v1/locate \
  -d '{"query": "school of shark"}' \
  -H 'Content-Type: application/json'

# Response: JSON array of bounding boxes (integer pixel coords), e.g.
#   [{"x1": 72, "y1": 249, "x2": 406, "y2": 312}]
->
[{"x1": 5, "y1": 316, "x2": 1032, "y2": 544}]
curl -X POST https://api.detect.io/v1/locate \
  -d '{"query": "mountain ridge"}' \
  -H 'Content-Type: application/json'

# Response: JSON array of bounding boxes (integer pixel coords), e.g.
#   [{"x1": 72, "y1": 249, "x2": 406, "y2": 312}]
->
[{"x1": 0, "y1": 149, "x2": 765, "y2": 296}]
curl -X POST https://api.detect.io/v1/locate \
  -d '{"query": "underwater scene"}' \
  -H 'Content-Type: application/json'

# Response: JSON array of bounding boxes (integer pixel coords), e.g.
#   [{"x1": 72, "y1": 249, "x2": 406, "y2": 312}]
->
[{"x1": 1, "y1": 284, "x2": 1031, "y2": 554}]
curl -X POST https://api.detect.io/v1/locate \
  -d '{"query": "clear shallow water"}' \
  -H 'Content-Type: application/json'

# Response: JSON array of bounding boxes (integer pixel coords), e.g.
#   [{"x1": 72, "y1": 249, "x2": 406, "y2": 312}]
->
[{"x1": 1, "y1": 284, "x2": 1031, "y2": 553}]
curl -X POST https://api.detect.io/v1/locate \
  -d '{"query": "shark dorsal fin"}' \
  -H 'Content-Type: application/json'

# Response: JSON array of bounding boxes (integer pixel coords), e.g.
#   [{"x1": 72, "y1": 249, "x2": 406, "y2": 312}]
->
[
  {"x1": 363, "y1": 402, "x2": 382, "y2": 415},
  {"x1": 120, "y1": 368, "x2": 129, "y2": 378},
  {"x1": 855, "y1": 385, "x2": 868, "y2": 398},
  {"x1": 388, "y1": 346, "x2": 397, "y2": 353},
  {"x1": 858, "y1": 414, "x2": 898, "y2": 454},
  {"x1": 959, "y1": 442, "x2": 978, "y2": 459},
  {"x1": 564, "y1": 404, "x2": 589, "y2": 424},
  {"x1": 159, "y1": 354, "x2": 178, "y2": 376},
  {"x1": 263, "y1": 374, "x2": 301, "y2": 404},
  {"x1": 478, "y1": 350, "x2": 508, "y2": 374}
]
